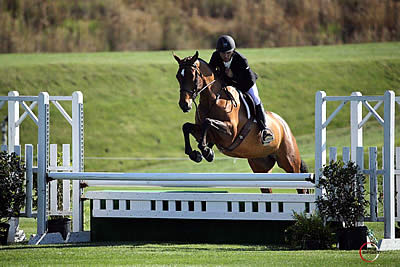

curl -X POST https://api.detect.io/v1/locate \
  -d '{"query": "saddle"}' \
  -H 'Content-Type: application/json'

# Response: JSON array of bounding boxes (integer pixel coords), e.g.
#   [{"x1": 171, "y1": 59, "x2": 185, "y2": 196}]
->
[
  {"x1": 222, "y1": 86, "x2": 256, "y2": 120},
  {"x1": 218, "y1": 88, "x2": 256, "y2": 152},
  {"x1": 238, "y1": 90, "x2": 257, "y2": 120}
]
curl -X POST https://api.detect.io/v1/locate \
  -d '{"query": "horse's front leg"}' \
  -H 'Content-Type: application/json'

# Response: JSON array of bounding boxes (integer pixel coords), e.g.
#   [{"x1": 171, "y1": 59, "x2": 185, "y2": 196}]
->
[
  {"x1": 198, "y1": 118, "x2": 232, "y2": 162},
  {"x1": 182, "y1": 122, "x2": 203, "y2": 163}
]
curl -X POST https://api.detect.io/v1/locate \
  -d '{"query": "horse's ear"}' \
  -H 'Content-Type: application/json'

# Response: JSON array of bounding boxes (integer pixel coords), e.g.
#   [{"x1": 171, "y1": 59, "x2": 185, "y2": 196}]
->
[
  {"x1": 173, "y1": 52, "x2": 181, "y2": 64},
  {"x1": 188, "y1": 51, "x2": 199, "y2": 65},
  {"x1": 193, "y1": 51, "x2": 199, "y2": 62}
]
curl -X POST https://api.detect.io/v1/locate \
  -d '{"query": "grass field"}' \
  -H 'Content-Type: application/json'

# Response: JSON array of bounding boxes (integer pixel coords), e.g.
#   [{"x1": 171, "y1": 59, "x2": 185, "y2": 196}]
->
[
  {"x1": 1, "y1": 241, "x2": 400, "y2": 266},
  {"x1": 1, "y1": 43, "x2": 400, "y2": 266},
  {"x1": 2, "y1": 219, "x2": 400, "y2": 266},
  {"x1": 1, "y1": 42, "x2": 400, "y2": 173}
]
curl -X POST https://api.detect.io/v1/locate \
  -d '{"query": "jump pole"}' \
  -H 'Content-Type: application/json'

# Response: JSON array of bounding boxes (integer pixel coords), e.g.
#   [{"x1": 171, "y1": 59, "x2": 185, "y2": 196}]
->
[{"x1": 48, "y1": 172, "x2": 315, "y2": 188}]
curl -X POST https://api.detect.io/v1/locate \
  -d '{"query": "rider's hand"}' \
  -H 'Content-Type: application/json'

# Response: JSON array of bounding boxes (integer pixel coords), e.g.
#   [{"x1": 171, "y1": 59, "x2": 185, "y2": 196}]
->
[{"x1": 225, "y1": 68, "x2": 233, "y2": 78}]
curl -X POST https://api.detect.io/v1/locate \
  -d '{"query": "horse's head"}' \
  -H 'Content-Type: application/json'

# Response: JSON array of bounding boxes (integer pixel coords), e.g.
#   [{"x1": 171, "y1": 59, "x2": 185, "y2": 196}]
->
[{"x1": 174, "y1": 51, "x2": 201, "y2": 113}]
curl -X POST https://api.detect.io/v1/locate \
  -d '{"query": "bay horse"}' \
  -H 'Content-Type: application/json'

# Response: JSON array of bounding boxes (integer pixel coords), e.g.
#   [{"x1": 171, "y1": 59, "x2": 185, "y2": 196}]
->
[{"x1": 174, "y1": 51, "x2": 308, "y2": 192}]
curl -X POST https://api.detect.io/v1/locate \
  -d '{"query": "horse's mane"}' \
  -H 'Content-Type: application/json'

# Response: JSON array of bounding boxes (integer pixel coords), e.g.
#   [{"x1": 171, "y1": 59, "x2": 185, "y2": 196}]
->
[
  {"x1": 197, "y1": 58, "x2": 214, "y2": 76},
  {"x1": 180, "y1": 55, "x2": 214, "y2": 77}
]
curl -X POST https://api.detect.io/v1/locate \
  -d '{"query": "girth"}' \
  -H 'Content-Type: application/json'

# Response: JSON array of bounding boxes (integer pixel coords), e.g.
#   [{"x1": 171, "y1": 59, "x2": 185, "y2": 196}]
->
[
  {"x1": 216, "y1": 89, "x2": 256, "y2": 153},
  {"x1": 217, "y1": 117, "x2": 254, "y2": 153}
]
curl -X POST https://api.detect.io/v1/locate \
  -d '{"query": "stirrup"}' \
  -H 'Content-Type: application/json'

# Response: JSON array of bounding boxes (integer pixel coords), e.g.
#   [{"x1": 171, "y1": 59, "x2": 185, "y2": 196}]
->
[{"x1": 261, "y1": 129, "x2": 274, "y2": 145}]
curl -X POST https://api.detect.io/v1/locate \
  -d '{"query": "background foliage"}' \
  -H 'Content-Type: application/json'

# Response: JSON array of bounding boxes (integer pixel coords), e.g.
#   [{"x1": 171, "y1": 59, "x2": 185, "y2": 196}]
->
[{"x1": 1, "y1": 0, "x2": 400, "y2": 53}]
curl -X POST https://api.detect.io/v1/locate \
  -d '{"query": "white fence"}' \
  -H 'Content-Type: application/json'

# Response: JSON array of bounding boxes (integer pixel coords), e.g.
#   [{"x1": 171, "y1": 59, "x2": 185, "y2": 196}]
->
[{"x1": 2, "y1": 90, "x2": 400, "y2": 250}]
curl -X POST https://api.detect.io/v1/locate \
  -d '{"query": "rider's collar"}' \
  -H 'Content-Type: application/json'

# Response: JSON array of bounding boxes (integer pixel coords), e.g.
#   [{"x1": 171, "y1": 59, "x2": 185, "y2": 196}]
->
[{"x1": 223, "y1": 57, "x2": 233, "y2": 68}]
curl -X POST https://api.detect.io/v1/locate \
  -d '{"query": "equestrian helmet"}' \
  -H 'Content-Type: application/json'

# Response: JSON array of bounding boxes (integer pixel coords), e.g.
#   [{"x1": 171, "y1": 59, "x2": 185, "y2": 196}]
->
[{"x1": 216, "y1": 35, "x2": 236, "y2": 53}]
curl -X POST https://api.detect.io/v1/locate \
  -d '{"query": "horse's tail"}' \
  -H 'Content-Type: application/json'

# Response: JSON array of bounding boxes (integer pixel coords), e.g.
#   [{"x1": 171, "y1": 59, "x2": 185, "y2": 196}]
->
[{"x1": 300, "y1": 159, "x2": 308, "y2": 173}]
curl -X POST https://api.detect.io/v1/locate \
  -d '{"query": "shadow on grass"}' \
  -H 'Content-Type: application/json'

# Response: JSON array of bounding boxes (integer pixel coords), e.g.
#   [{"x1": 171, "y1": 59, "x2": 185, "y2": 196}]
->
[{"x1": 1, "y1": 240, "x2": 314, "y2": 252}]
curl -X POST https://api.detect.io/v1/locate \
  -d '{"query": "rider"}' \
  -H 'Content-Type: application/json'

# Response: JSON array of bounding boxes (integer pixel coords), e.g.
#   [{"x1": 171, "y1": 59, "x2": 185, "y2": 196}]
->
[{"x1": 208, "y1": 35, "x2": 274, "y2": 145}]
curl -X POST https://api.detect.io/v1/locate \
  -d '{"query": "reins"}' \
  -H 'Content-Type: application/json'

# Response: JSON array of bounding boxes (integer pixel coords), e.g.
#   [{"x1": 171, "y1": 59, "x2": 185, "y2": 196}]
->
[
  {"x1": 178, "y1": 60, "x2": 236, "y2": 117},
  {"x1": 179, "y1": 63, "x2": 216, "y2": 113},
  {"x1": 198, "y1": 79, "x2": 216, "y2": 97}
]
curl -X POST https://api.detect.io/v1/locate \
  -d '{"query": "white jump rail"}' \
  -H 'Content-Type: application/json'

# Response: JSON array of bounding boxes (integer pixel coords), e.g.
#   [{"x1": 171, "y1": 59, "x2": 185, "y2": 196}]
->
[
  {"x1": 49, "y1": 172, "x2": 315, "y2": 188},
  {"x1": 49, "y1": 172, "x2": 313, "y2": 181}
]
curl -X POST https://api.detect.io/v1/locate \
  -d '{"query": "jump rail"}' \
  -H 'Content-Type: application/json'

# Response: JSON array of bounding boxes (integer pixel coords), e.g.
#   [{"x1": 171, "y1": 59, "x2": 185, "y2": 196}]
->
[
  {"x1": 48, "y1": 172, "x2": 315, "y2": 188},
  {"x1": 49, "y1": 172, "x2": 313, "y2": 181}
]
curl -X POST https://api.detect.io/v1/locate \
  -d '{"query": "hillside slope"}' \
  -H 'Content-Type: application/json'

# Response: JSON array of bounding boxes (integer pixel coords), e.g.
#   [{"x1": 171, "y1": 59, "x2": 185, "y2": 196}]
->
[{"x1": 1, "y1": 42, "x2": 400, "y2": 172}]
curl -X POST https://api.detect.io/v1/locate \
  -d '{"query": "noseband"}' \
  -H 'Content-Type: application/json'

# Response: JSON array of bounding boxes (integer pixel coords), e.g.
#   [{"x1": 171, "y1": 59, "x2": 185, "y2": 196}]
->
[{"x1": 178, "y1": 63, "x2": 216, "y2": 101}]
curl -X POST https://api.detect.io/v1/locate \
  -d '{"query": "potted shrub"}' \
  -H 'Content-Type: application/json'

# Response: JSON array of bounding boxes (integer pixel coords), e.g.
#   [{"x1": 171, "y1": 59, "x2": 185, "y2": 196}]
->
[
  {"x1": 0, "y1": 151, "x2": 26, "y2": 245},
  {"x1": 47, "y1": 215, "x2": 71, "y2": 240},
  {"x1": 316, "y1": 160, "x2": 368, "y2": 250},
  {"x1": 285, "y1": 211, "x2": 335, "y2": 249},
  {"x1": 46, "y1": 152, "x2": 71, "y2": 240}
]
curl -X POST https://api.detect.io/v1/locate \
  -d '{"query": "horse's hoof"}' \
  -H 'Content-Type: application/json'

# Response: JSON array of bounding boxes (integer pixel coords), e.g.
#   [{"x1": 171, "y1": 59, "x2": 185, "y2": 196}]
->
[
  {"x1": 189, "y1": 151, "x2": 202, "y2": 163},
  {"x1": 260, "y1": 188, "x2": 272, "y2": 193},
  {"x1": 202, "y1": 148, "x2": 214, "y2": 162},
  {"x1": 296, "y1": 189, "x2": 309, "y2": 194}
]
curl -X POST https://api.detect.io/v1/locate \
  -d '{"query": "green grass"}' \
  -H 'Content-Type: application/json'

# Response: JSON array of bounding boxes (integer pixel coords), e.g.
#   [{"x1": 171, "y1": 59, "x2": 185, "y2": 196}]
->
[
  {"x1": 1, "y1": 235, "x2": 400, "y2": 266},
  {"x1": 4, "y1": 216, "x2": 400, "y2": 266},
  {"x1": 1, "y1": 43, "x2": 400, "y2": 265},
  {"x1": 1, "y1": 42, "x2": 400, "y2": 173},
  {"x1": 7, "y1": 213, "x2": 398, "y2": 266}
]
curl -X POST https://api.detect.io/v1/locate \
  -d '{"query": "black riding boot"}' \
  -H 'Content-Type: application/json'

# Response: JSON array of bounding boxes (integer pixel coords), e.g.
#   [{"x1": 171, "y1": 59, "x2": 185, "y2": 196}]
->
[{"x1": 255, "y1": 104, "x2": 274, "y2": 145}]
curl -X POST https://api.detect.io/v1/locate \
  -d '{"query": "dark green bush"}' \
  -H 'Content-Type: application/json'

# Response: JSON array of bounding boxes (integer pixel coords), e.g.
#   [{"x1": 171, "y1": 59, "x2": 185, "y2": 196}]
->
[
  {"x1": 0, "y1": 151, "x2": 26, "y2": 223},
  {"x1": 316, "y1": 160, "x2": 368, "y2": 228},
  {"x1": 285, "y1": 211, "x2": 335, "y2": 249}
]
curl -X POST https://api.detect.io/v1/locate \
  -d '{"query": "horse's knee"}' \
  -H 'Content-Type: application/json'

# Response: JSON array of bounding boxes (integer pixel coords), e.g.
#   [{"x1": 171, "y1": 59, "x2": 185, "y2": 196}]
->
[{"x1": 182, "y1": 122, "x2": 192, "y2": 133}]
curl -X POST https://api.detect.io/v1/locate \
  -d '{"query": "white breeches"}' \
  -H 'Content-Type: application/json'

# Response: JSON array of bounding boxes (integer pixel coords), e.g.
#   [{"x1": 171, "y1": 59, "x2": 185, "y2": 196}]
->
[{"x1": 247, "y1": 84, "x2": 261, "y2": 105}]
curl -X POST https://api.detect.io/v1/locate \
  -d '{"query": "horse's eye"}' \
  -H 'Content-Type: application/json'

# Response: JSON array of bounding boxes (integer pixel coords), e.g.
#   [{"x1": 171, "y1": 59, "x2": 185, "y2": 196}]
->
[{"x1": 181, "y1": 69, "x2": 185, "y2": 77}]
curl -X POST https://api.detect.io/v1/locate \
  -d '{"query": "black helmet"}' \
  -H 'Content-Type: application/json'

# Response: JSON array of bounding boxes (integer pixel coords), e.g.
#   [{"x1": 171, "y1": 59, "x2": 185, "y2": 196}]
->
[{"x1": 216, "y1": 35, "x2": 236, "y2": 53}]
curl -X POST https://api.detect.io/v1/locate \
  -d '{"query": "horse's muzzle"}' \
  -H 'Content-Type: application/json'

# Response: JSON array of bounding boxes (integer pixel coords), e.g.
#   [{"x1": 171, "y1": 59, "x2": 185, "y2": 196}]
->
[{"x1": 179, "y1": 100, "x2": 192, "y2": 113}]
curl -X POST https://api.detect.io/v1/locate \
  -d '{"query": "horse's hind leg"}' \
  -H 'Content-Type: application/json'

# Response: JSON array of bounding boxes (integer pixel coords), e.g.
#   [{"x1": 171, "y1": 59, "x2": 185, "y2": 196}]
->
[
  {"x1": 248, "y1": 156, "x2": 276, "y2": 193},
  {"x1": 275, "y1": 141, "x2": 311, "y2": 194},
  {"x1": 275, "y1": 154, "x2": 301, "y2": 173},
  {"x1": 248, "y1": 156, "x2": 276, "y2": 173}
]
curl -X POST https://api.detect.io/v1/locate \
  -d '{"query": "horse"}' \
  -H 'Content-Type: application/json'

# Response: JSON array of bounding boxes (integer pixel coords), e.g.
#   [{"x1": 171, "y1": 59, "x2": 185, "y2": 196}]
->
[{"x1": 173, "y1": 51, "x2": 308, "y2": 193}]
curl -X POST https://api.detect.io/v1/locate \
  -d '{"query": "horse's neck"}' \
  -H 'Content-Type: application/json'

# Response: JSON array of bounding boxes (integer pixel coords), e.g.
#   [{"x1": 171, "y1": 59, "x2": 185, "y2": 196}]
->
[
  {"x1": 198, "y1": 60, "x2": 223, "y2": 96},
  {"x1": 198, "y1": 60, "x2": 214, "y2": 79}
]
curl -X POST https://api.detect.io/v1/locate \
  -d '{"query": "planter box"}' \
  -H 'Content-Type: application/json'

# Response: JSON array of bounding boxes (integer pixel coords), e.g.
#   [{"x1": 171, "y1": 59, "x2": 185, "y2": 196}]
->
[
  {"x1": 47, "y1": 218, "x2": 71, "y2": 240},
  {"x1": 336, "y1": 226, "x2": 368, "y2": 250},
  {"x1": 0, "y1": 223, "x2": 10, "y2": 245}
]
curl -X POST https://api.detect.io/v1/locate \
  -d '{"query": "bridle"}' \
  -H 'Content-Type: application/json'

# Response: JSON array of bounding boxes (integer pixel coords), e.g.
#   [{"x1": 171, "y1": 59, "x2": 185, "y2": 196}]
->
[
  {"x1": 177, "y1": 61, "x2": 237, "y2": 116},
  {"x1": 178, "y1": 63, "x2": 216, "y2": 102}
]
